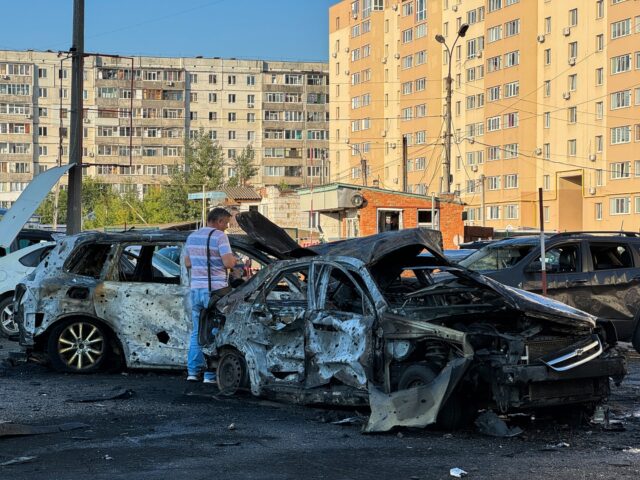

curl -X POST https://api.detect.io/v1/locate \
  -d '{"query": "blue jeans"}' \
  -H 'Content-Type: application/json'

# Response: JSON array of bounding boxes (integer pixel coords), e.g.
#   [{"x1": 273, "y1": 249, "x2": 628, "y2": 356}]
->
[{"x1": 188, "y1": 288, "x2": 216, "y2": 381}]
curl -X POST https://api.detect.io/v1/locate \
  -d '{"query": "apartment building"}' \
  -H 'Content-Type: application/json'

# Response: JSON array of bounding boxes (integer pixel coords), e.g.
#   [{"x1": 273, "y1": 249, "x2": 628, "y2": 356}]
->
[
  {"x1": 0, "y1": 51, "x2": 328, "y2": 207},
  {"x1": 329, "y1": 0, "x2": 640, "y2": 232}
]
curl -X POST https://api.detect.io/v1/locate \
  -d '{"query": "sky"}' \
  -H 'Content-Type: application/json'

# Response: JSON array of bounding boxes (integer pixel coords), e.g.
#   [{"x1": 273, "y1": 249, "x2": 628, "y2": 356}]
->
[{"x1": 1, "y1": 0, "x2": 340, "y2": 62}]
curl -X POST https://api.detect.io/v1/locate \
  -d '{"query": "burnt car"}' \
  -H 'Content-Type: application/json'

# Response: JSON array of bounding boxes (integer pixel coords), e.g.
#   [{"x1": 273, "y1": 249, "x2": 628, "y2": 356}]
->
[
  {"x1": 15, "y1": 230, "x2": 272, "y2": 373},
  {"x1": 207, "y1": 215, "x2": 626, "y2": 432},
  {"x1": 458, "y1": 232, "x2": 640, "y2": 351}
]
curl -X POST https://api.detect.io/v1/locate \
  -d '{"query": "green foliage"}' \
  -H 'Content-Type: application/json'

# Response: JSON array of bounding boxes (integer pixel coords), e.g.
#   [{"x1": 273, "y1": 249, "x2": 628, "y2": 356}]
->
[
  {"x1": 227, "y1": 144, "x2": 258, "y2": 187},
  {"x1": 184, "y1": 128, "x2": 225, "y2": 190}
]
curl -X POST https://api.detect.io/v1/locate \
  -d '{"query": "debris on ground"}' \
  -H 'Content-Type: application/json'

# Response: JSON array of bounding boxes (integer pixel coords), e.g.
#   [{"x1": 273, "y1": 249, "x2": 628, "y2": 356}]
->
[
  {"x1": 475, "y1": 411, "x2": 523, "y2": 438},
  {"x1": 103, "y1": 455, "x2": 113, "y2": 461},
  {"x1": 542, "y1": 442, "x2": 570, "y2": 451},
  {"x1": 331, "y1": 416, "x2": 367, "y2": 426},
  {"x1": 0, "y1": 456, "x2": 37, "y2": 467},
  {"x1": 214, "y1": 441, "x2": 241, "y2": 447},
  {"x1": 227, "y1": 423, "x2": 236, "y2": 430},
  {"x1": 67, "y1": 387, "x2": 134, "y2": 403},
  {"x1": 450, "y1": 467, "x2": 468, "y2": 477},
  {"x1": 0, "y1": 422, "x2": 88, "y2": 438}
]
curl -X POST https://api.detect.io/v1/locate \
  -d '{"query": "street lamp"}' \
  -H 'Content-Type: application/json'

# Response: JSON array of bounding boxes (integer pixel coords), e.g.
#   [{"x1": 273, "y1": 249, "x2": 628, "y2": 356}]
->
[{"x1": 435, "y1": 23, "x2": 469, "y2": 194}]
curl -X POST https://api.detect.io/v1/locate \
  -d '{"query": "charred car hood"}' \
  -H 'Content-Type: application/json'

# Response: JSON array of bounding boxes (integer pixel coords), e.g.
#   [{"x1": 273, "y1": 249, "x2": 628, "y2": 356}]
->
[
  {"x1": 236, "y1": 211, "x2": 448, "y2": 266},
  {"x1": 457, "y1": 269, "x2": 597, "y2": 328}
]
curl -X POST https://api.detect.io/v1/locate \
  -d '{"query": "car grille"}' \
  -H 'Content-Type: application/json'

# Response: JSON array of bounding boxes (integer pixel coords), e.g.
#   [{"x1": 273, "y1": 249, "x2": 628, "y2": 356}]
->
[{"x1": 525, "y1": 336, "x2": 581, "y2": 362}]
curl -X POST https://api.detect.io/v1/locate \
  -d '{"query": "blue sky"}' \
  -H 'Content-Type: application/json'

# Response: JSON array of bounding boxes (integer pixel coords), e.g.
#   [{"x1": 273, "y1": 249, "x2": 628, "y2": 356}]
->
[{"x1": 1, "y1": 0, "x2": 340, "y2": 62}]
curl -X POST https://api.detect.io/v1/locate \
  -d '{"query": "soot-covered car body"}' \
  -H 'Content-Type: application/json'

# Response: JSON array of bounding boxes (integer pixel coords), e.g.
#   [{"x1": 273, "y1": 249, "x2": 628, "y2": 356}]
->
[{"x1": 211, "y1": 215, "x2": 626, "y2": 432}]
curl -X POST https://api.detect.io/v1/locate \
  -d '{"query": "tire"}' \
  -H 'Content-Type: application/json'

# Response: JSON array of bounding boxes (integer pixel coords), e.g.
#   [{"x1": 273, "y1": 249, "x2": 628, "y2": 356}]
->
[
  {"x1": 0, "y1": 296, "x2": 18, "y2": 338},
  {"x1": 398, "y1": 364, "x2": 475, "y2": 430},
  {"x1": 217, "y1": 349, "x2": 249, "y2": 396},
  {"x1": 47, "y1": 318, "x2": 109, "y2": 373}
]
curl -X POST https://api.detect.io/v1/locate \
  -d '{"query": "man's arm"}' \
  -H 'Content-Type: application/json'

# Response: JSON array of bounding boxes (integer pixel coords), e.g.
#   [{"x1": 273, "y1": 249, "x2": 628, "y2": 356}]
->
[
  {"x1": 221, "y1": 252, "x2": 236, "y2": 269},
  {"x1": 184, "y1": 254, "x2": 191, "y2": 269}
]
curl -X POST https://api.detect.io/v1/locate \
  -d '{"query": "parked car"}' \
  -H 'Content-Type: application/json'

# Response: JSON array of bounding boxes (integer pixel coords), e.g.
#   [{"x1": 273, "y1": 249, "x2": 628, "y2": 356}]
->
[
  {"x1": 15, "y1": 231, "x2": 275, "y2": 372},
  {"x1": 0, "y1": 229, "x2": 56, "y2": 258},
  {"x1": 0, "y1": 241, "x2": 55, "y2": 338},
  {"x1": 458, "y1": 232, "x2": 640, "y2": 351},
  {"x1": 206, "y1": 217, "x2": 625, "y2": 432}
]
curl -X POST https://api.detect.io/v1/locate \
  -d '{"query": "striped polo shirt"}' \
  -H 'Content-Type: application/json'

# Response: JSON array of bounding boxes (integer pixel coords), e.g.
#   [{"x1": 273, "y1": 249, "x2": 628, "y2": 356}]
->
[{"x1": 185, "y1": 227, "x2": 232, "y2": 290}]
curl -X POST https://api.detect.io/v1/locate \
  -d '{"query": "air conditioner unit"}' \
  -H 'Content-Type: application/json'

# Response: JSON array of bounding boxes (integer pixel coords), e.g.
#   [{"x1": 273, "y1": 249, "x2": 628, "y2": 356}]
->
[
  {"x1": 452, "y1": 4, "x2": 458, "y2": 11},
  {"x1": 345, "y1": 47, "x2": 350, "y2": 53},
  {"x1": 381, "y1": 57, "x2": 387, "y2": 64},
  {"x1": 25, "y1": 114, "x2": 32, "y2": 119},
  {"x1": 568, "y1": 57, "x2": 576, "y2": 66},
  {"x1": 563, "y1": 27, "x2": 571, "y2": 36},
  {"x1": 589, "y1": 187, "x2": 596, "y2": 195},
  {"x1": 352, "y1": 13, "x2": 358, "y2": 19},
  {"x1": 476, "y1": 51, "x2": 483, "y2": 59},
  {"x1": 393, "y1": 178, "x2": 399, "y2": 184},
  {"x1": 166, "y1": 81, "x2": 174, "y2": 86},
  {"x1": 332, "y1": 52, "x2": 337, "y2": 58},
  {"x1": 345, "y1": 139, "x2": 350, "y2": 144},
  {"x1": 537, "y1": 35, "x2": 546, "y2": 43},
  {"x1": 381, "y1": 130, "x2": 387, "y2": 137},
  {"x1": 394, "y1": 53, "x2": 401, "y2": 59},
  {"x1": 471, "y1": 165, "x2": 478, "y2": 172},
  {"x1": 562, "y1": 92, "x2": 571, "y2": 100},
  {"x1": 2, "y1": 75, "x2": 9, "y2": 80},
  {"x1": 248, "y1": 104, "x2": 254, "y2": 108},
  {"x1": 89, "y1": 152, "x2": 95, "y2": 157},
  {"x1": 534, "y1": 147, "x2": 542, "y2": 155},
  {"x1": 390, "y1": 143, "x2": 397, "y2": 149},
  {"x1": 345, "y1": 70, "x2": 350, "y2": 75},
  {"x1": 589, "y1": 154, "x2": 597, "y2": 161},
  {"x1": 392, "y1": 4, "x2": 398, "y2": 11},
  {"x1": 83, "y1": 118, "x2": 90, "y2": 123}
]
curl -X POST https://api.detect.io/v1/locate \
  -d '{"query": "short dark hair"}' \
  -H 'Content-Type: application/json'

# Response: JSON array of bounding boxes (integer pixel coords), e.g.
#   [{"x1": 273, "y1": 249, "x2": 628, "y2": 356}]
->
[{"x1": 207, "y1": 207, "x2": 231, "y2": 224}]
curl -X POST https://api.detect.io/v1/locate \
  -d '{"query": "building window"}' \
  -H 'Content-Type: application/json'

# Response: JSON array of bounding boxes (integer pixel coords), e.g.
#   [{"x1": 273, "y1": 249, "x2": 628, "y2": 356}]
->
[
  {"x1": 611, "y1": 125, "x2": 631, "y2": 144},
  {"x1": 611, "y1": 161, "x2": 631, "y2": 179},
  {"x1": 377, "y1": 209, "x2": 402, "y2": 233},
  {"x1": 569, "y1": 8, "x2": 578, "y2": 27},
  {"x1": 567, "y1": 139, "x2": 577, "y2": 156},
  {"x1": 611, "y1": 197, "x2": 630, "y2": 215},
  {"x1": 611, "y1": 54, "x2": 631, "y2": 74},
  {"x1": 595, "y1": 203, "x2": 603, "y2": 220},
  {"x1": 611, "y1": 18, "x2": 631, "y2": 39}
]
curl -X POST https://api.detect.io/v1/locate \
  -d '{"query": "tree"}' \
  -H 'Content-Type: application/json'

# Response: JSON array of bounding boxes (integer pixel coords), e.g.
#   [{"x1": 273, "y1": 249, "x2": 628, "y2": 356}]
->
[
  {"x1": 185, "y1": 128, "x2": 225, "y2": 191},
  {"x1": 227, "y1": 144, "x2": 258, "y2": 187}
]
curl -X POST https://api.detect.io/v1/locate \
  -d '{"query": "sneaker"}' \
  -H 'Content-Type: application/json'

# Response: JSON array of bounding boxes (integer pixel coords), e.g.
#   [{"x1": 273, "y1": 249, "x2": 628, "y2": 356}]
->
[
  {"x1": 203, "y1": 377, "x2": 217, "y2": 384},
  {"x1": 187, "y1": 375, "x2": 200, "y2": 382}
]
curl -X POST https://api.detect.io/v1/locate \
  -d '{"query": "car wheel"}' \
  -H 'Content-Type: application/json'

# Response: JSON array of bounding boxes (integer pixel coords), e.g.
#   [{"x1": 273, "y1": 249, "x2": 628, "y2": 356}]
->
[
  {"x1": 47, "y1": 318, "x2": 109, "y2": 373},
  {"x1": 217, "y1": 349, "x2": 249, "y2": 396},
  {"x1": 398, "y1": 364, "x2": 475, "y2": 430},
  {"x1": 0, "y1": 296, "x2": 18, "y2": 338}
]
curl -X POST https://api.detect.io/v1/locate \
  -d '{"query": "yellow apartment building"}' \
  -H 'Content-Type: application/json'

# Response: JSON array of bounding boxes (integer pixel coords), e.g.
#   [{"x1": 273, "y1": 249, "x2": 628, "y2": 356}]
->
[{"x1": 329, "y1": 0, "x2": 640, "y2": 232}]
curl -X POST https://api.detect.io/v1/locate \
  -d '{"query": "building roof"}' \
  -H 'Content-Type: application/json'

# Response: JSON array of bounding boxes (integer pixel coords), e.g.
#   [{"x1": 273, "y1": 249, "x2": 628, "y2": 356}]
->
[
  {"x1": 220, "y1": 186, "x2": 262, "y2": 201},
  {"x1": 296, "y1": 182, "x2": 463, "y2": 204}
]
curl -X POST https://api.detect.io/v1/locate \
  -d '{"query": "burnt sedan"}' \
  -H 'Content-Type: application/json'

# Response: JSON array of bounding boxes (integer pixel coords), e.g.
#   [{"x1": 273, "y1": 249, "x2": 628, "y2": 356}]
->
[{"x1": 209, "y1": 222, "x2": 626, "y2": 432}]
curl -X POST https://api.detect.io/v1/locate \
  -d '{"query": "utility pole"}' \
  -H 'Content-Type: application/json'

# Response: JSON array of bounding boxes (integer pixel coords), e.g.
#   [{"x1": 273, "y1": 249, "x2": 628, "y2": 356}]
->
[
  {"x1": 435, "y1": 24, "x2": 469, "y2": 194},
  {"x1": 402, "y1": 135, "x2": 408, "y2": 192},
  {"x1": 480, "y1": 174, "x2": 486, "y2": 227},
  {"x1": 66, "y1": 0, "x2": 84, "y2": 234}
]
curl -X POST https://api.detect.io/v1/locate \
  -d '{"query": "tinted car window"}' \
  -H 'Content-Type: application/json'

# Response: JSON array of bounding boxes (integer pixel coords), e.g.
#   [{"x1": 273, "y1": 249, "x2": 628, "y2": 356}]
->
[
  {"x1": 19, "y1": 245, "x2": 54, "y2": 268},
  {"x1": 527, "y1": 244, "x2": 579, "y2": 273},
  {"x1": 459, "y1": 244, "x2": 534, "y2": 271},
  {"x1": 590, "y1": 243, "x2": 633, "y2": 270}
]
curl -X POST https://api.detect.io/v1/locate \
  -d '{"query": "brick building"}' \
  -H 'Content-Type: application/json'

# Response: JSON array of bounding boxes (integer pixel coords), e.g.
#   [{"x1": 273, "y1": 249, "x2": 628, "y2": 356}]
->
[{"x1": 298, "y1": 183, "x2": 464, "y2": 248}]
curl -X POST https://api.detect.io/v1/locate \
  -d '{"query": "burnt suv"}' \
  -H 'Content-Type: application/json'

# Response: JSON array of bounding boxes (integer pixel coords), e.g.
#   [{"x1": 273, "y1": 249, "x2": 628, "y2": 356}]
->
[{"x1": 459, "y1": 232, "x2": 640, "y2": 351}]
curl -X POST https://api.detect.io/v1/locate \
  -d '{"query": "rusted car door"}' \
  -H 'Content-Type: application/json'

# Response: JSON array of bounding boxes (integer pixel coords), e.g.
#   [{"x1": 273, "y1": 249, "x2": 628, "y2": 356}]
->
[
  {"x1": 304, "y1": 261, "x2": 375, "y2": 390},
  {"x1": 94, "y1": 242, "x2": 190, "y2": 368}
]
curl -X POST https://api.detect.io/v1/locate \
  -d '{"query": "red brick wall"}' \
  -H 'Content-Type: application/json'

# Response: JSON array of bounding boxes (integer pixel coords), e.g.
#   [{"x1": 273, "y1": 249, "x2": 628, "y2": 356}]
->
[{"x1": 351, "y1": 189, "x2": 464, "y2": 249}]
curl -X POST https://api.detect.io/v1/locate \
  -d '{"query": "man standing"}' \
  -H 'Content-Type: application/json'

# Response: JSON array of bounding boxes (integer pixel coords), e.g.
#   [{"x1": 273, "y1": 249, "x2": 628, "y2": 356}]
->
[{"x1": 185, "y1": 207, "x2": 236, "y2": 382}]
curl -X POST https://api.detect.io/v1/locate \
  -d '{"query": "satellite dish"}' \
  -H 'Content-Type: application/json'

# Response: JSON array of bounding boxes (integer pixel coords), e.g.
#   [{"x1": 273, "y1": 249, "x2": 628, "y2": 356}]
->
[{"x1": 351, "y1": 193, "x2": 365, "y2": 208}]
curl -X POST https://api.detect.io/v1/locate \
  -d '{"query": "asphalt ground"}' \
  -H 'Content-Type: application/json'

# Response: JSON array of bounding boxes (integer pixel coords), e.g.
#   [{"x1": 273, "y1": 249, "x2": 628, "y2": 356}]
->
[{"x1": 1, "y1": 337, "x2": 640, "y2": 480}]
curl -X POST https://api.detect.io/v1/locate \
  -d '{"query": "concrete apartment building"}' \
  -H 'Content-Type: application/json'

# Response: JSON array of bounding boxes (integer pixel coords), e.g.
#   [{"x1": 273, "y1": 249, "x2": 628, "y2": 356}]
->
[
  {"x1": 329, "y1": 0, "x2": 640, "y2": 232},
  {"x1": 0, "y1": 50, "x2": 328, "y2": 207}
]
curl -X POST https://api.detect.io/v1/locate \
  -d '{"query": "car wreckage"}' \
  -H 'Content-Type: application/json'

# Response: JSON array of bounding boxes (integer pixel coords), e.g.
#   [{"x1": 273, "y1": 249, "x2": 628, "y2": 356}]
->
[{"x1": 15, "y1": 212, "x2": 627, "y2": 432}]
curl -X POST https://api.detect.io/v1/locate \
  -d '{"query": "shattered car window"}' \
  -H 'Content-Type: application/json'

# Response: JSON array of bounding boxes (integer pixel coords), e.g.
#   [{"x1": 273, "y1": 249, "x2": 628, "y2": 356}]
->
[
  {"x1": 117, "y1": 244, "x2": 181, "y2": 284},
  {"x1": 459, "y1": 245, "x2": 534, "y2": 271},
  {"x1": 590, "y1": 243, "x2": 633, "y2": 270},
  {"x1": 319, "y1": 267, "x2": 372, "y2": 316},
  {"x1": 65, "y1": 243, "x2": 113, "y2": 279},
  {"x1": 264, "y1": 267, "x2": 309, "y2": 302}
]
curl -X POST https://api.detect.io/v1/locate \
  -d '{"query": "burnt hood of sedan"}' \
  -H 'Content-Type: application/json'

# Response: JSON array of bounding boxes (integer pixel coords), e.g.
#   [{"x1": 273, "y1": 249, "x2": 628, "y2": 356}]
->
[{"x1": 235, "y1": 210, "x2": 448, "y2": 266}]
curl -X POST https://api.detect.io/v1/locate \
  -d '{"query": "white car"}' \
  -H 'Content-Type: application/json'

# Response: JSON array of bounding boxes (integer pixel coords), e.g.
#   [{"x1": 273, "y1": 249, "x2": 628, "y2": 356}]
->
[{"x1": 0, "y1": 241, "x2": 55, "y2": 338}]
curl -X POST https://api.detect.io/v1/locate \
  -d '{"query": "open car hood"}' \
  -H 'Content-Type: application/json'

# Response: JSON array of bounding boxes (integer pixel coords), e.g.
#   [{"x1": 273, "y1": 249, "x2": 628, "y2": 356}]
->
[
  {"x1": 458, "y1": 269, "x2": 597, "y2": 328},
  {"x1": 235, "y1": 211, "x2": 448, "y2": 266}
]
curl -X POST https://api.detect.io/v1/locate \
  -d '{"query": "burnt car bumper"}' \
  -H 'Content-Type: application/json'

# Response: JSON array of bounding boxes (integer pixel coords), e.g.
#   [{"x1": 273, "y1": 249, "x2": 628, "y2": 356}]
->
[{"x1": 492, "y1": 350, "x2": 626, "y2": 410}]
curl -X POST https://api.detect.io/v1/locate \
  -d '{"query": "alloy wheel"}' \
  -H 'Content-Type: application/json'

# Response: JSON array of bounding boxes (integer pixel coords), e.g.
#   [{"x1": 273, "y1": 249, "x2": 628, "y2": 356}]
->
[
  {"x1": 0, "y1": 299, "x2": 18, "y2": 337},
  {"x1": 56, "y1": 321, "x2": 105, "y2": 371}
]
